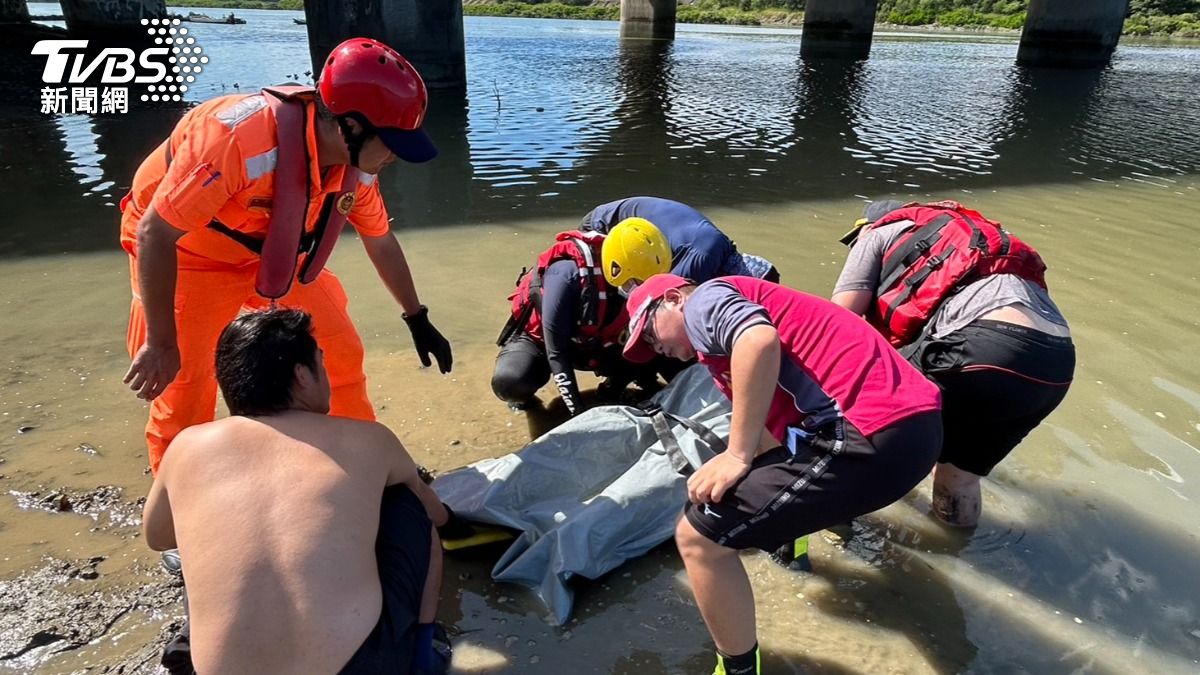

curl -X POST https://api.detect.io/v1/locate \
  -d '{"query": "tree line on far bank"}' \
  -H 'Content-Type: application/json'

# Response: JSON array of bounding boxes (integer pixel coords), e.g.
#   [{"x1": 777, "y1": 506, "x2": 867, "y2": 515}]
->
[{"x1": 161, "y1": 0, "x2": 1200, "y2": 37}]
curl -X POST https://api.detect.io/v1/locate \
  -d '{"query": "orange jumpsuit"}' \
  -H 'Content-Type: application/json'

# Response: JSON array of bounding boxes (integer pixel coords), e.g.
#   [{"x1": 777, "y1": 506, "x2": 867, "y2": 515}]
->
[{"x1": 121, "y1": 93, "x2": 387, "y2": 473}]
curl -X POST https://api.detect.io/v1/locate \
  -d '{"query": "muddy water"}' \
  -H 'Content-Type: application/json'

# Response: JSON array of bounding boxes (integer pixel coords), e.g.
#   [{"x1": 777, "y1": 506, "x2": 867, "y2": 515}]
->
[
  {"x1": 3, "y1": 181, "x2": 1199, "y2": 673},
  {"x1": 3, "y1": 8, "x2": 1200, "y2": 675}
]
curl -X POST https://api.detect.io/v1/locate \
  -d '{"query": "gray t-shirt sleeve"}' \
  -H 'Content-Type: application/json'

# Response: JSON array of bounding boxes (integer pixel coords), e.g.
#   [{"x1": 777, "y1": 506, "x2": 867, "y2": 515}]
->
[
  {"x1": 931, "y1": 274, "x2": 1069, "y2": 338},
  {"x1": 832, "y1": 222, "x2": 911, "y2": 295},
  {"x1": 683, "y1": 281, "x2": 773, "y2": 356}
]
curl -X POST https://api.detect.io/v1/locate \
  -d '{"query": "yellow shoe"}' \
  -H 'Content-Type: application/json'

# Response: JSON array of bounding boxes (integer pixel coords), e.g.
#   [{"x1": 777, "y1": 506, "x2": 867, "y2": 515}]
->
[{"x1": 768, "y1": 534, "x2": 812, "y2": 572}]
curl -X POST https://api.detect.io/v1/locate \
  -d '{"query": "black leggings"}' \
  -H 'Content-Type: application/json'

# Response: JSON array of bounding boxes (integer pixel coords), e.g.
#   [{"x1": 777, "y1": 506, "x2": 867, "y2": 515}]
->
[
  {"x1": 491, "y1": 332, "x2": 551, "y2": 404},
  {"x1": 490, "y1": 332, "x2": 671, "y2": 405}
]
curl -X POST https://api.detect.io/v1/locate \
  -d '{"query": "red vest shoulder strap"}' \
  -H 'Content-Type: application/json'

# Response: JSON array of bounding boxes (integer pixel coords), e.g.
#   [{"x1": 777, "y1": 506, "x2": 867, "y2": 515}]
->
[{"x1": 253, "y1": 87, "x2": 364, "y2": 299}]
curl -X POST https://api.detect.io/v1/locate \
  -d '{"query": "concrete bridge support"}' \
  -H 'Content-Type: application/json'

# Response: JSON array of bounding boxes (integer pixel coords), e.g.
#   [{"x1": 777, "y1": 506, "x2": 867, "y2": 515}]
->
[
  {"x1": 801, "y1": 0, "x2": 879, "y2": 60},
  {"x1": 60, "y1": 0, "x2": 165, "y2": 36},
  {"x1": 619, "y1": 0, "x2": 676, "y2": 40},
  {"x1": 1018, "y1": 0, "x2": 1130, "y2": 68},
  {"x1": 304, "y1": 0, "x2": 465, "y2": 90},
  {"x1": 1, "y1": 0, "x2": 29, "y2": 23}
]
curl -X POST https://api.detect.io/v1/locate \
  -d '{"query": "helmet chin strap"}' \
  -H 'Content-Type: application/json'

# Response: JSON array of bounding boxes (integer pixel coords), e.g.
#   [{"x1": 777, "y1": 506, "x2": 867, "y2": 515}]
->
[{"x1": 336, "y1": 116, "x2": 367, "y2": 169}]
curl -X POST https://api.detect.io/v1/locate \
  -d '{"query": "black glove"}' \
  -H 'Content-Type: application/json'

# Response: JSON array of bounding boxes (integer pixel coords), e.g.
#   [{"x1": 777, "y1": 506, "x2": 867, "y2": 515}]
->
[{"x1": 403, "y1": 305, "x2": 453, "y2": 374}]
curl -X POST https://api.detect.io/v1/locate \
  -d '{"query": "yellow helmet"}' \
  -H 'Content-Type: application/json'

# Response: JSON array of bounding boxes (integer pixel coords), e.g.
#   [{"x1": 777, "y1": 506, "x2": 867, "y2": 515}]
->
[{"x1": 601, "y1": 217, "x2": 671, "y2": 288}]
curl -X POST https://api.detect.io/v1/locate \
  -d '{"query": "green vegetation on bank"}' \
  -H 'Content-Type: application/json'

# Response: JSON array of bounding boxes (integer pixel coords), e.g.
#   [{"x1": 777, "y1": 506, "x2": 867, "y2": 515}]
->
[
  {"x1": 878, "y1": 0, "x2": 1200, "y2": 35},
  {"x1": 460, "y1": 0, "x2": 1200, "y2": 37},
  {"x1": 464, "y1": 1, "x2": 618, "y2": 21},
  {"x1": 169, "y1": 0, "x2": 303, "y2": 10},
  {"x1": 161, "y1": 0, "x2": 1200, "y2": 38}
]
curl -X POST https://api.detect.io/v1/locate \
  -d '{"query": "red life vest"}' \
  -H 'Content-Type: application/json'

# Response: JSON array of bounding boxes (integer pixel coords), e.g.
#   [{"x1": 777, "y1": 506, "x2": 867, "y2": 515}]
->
[
  {"x1": 248, "y1": 86, "x2": 362, "y2": 299},
  {"x1": 866, "y1": 201, "x2": 1047, "y2": 347},
  {"x1": 506, "y1": 231, "x2": 629, "y2": 350}
]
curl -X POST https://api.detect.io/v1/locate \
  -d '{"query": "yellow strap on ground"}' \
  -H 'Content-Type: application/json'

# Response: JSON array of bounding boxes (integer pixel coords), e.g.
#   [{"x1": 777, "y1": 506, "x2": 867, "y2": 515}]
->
[{"x1": 441, "y1": 524, "x2": 516, "y2": 551}]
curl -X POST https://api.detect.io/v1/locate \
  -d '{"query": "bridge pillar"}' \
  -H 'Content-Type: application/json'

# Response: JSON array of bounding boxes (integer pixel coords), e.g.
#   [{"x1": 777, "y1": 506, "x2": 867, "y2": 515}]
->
[
  {"x1": 304, "y1": 0, "x2": 465, "y2": 90},
  {"x1": 620, "y1": 0, "x2": 675, "y2": 40},
  {"x1": 801, "y1": 0, "x2": 878, "y2": 60},
  {"x1": 59, "y1": 0, "x2": 165, "y2": 36},
  {"x1": 1018, "y1": 0, "x2": 1130, "y2": 67},
  {"x1": 1, "y1": 0, "x2": 29, "y2": 23}
]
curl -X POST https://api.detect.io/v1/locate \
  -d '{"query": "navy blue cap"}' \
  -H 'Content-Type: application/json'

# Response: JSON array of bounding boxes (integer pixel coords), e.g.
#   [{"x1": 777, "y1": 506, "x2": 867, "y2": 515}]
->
[{"x1": 378, "y1": 127, "x2": 438, "y2": 164}]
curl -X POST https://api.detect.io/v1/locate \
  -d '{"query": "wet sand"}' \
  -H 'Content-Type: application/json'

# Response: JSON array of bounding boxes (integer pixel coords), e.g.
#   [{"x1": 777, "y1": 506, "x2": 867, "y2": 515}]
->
[{"x1": 2, "y1": 181, "x2": 1199, "y2": 673}]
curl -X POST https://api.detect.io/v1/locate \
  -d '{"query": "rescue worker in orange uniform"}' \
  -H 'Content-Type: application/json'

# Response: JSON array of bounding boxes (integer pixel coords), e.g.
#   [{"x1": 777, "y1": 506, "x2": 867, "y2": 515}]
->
[{"x1": 120, "y1": 38, "x2": 453, "y2": 473}]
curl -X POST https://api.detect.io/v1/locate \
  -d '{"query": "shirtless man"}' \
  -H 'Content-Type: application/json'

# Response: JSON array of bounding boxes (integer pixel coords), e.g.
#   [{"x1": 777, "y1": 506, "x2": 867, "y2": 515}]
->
[{"x1": 142, "y1": 308, "x2": 450, "y2": 674}]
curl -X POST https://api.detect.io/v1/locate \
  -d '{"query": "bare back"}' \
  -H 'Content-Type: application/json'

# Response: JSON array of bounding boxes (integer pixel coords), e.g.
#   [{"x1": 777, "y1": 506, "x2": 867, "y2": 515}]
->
[{"x1": 158, "y1": 412, "x2": 404, "y2": 674}]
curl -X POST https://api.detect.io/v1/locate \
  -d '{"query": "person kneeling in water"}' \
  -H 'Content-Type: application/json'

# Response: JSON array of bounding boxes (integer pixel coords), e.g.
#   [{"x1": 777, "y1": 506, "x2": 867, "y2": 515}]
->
[{"x1": 142, "y1": 308, "x2": 450, "y2": 674}]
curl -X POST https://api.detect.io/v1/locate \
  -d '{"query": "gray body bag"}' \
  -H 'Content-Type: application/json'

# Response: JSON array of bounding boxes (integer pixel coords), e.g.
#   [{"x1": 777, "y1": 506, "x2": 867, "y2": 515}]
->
[{"x1": 432, "y1": 365, "x2": 730, "y2": 624}]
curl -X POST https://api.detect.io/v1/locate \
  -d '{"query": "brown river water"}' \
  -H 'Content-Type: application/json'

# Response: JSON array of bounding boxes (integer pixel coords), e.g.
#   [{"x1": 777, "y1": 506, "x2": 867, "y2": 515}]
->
[{"x1": 1, "y1": 8, "x2": 1199, "y2": 675}]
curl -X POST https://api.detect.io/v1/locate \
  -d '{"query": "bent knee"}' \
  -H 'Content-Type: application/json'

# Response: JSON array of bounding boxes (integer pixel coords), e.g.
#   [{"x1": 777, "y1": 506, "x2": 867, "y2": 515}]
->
[
  {"x1": 675, "y1": 514, "x2": 726, "y2": 557},
  {"x1": 491, "y1": 367, "x2": 542, "y2": 404}
]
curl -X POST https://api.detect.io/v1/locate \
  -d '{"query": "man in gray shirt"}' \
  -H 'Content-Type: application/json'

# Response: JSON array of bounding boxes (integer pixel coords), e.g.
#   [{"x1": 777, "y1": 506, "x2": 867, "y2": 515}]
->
[{"x1": 833, "y1": 200, "x2": 1075, "y2": 527}]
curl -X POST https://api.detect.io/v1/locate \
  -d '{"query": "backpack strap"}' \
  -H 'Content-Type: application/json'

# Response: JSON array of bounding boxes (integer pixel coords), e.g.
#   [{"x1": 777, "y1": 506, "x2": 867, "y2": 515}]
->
[
  {"x1": 631, "y1": 403, "x2": 726, "y2": 476},
  {"x1": 876, "y1": 213, "x2": 955, "y2": 293}
]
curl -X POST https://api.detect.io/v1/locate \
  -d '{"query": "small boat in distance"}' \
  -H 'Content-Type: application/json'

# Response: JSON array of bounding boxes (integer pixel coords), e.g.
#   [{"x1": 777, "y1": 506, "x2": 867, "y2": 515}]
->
[
  {"x1": 187, "y1": 12, "x2": 246, "y2": 25},
  {"x1": 293, "y1": 18, "x2": 307, "y2": 25}
]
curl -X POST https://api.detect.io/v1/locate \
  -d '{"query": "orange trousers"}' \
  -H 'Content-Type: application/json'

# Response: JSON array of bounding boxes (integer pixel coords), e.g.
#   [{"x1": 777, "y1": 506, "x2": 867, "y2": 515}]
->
[{"x1": 127, "y1": 255, "x2": 374, "y2": 473}]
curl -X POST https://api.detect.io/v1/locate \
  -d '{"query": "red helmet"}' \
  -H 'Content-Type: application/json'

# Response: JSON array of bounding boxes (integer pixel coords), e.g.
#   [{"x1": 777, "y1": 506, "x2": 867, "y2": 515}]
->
[{"x1": 318, "y1": 38, "x2": 436, "y2": 163}]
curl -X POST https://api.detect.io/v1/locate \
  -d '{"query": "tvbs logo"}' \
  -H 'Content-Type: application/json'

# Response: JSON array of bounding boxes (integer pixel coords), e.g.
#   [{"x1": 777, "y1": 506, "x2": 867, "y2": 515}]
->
[
  {"x1": 34, "y1": 39, "x2": 171, "y2": 84},
  {"x1": 33, "y1": 18, "x2": 206, "y2": 112}
]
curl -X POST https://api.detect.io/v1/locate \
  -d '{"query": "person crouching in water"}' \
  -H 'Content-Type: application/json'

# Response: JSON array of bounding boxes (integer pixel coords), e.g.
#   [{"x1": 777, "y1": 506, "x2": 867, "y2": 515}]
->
[
  {"x1": 622, "y1": 274, "x2": 942, "y2": 674},
  {"x1": 832, "y1": 200, "x2": 1075, "y2": 526},
  {"x1": 492, "y1": 230, "x2": 657, "y2": 417},
  {"x1": 141, "y1": 308, "x2": 451, "y2": 674}
]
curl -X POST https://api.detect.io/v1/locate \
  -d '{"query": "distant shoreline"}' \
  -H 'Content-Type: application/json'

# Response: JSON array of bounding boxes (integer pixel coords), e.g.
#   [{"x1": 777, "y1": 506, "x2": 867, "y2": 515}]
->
[{"x1": 143, "y1": 1, "x2": 1200, "y2": 40}]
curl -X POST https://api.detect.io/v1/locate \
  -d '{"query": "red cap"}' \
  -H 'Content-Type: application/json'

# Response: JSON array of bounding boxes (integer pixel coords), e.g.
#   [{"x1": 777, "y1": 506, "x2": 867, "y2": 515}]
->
[{"x1": 622, "y1": 274, "x2": 691, "y2": 364}]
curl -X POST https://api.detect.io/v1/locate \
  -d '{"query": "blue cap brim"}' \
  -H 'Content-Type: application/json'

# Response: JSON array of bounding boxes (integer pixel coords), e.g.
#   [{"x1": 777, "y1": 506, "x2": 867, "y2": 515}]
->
[{"x1": 378, "y1": 127, "x2": 438, "y2": 164}]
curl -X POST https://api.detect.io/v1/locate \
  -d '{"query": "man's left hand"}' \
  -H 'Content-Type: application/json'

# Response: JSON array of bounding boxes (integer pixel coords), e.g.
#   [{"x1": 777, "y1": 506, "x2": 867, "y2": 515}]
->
[
  {"x1": 404, "y1": 306, "x2": 453, "y2": 373},
  {"x1": 687, "y1": 452, "x2": 751, "y2": 505}
]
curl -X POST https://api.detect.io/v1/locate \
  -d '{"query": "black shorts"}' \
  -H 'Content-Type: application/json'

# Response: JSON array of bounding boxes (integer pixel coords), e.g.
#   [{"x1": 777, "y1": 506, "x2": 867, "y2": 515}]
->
[
  {"x1": 906, "y1": 319, "x2": 1075, "y2": 477},
  {"x1": 339, "y1": 485, "x2": 432, "y2": 674},
  {"x1": 685, "y1": 412, "x2": 942, "y2": 551}
]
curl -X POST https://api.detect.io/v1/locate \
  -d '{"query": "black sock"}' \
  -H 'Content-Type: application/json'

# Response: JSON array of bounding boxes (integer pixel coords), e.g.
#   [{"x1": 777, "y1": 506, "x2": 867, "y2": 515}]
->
[{"x1": 717, "y1": 643, "x2": 760, "y2": 675}]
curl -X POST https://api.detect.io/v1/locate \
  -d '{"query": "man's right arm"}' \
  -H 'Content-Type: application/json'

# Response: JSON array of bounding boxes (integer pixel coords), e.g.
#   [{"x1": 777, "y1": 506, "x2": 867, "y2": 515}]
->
[
  {"x1": 540, "y1": 261, "x2": 585, "y2": 416},
  {"x1": 379, "y1": 424, "x2": 449, "y2": 527},
  {"x1": 123, "y1": 114, "x2": 246, "y2": 399},
  {"x1": 123, "y1": 205, "x2": 187, "y2": 401},
  {"x1": 142, "y1": 459, "x2": 177, "y2": 551},
  {"x1": 831, "y1": 227, "x2": 888, "y2": 317}
]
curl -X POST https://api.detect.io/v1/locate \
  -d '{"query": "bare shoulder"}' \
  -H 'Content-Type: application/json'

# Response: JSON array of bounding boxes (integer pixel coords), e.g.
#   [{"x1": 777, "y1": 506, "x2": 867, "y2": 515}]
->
[
  {"x1": 156, "y1": 418, "x2": 244, "y2": 481},
  {"x1": 326, "y1": 416, "x2": 407, "y2": 453},
  {"x1": 163, "y1": 419, "x2": 229, "y2": 462},
  {"x1": 327, "y1": 415, "x2": 395, "y2": 439}
]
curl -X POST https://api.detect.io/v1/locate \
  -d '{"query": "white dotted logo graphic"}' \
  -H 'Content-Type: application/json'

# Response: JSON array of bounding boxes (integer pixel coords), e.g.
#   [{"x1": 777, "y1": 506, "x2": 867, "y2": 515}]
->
[{"x1": 138, "y1": 18, "x2": 209, "y2": 102}]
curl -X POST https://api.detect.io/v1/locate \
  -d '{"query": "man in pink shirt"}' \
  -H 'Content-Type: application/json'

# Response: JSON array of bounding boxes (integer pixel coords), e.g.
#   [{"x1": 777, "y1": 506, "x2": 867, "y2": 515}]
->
[{"x1": 623, "y1": 274, "x2": 942, "y2": 674}]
